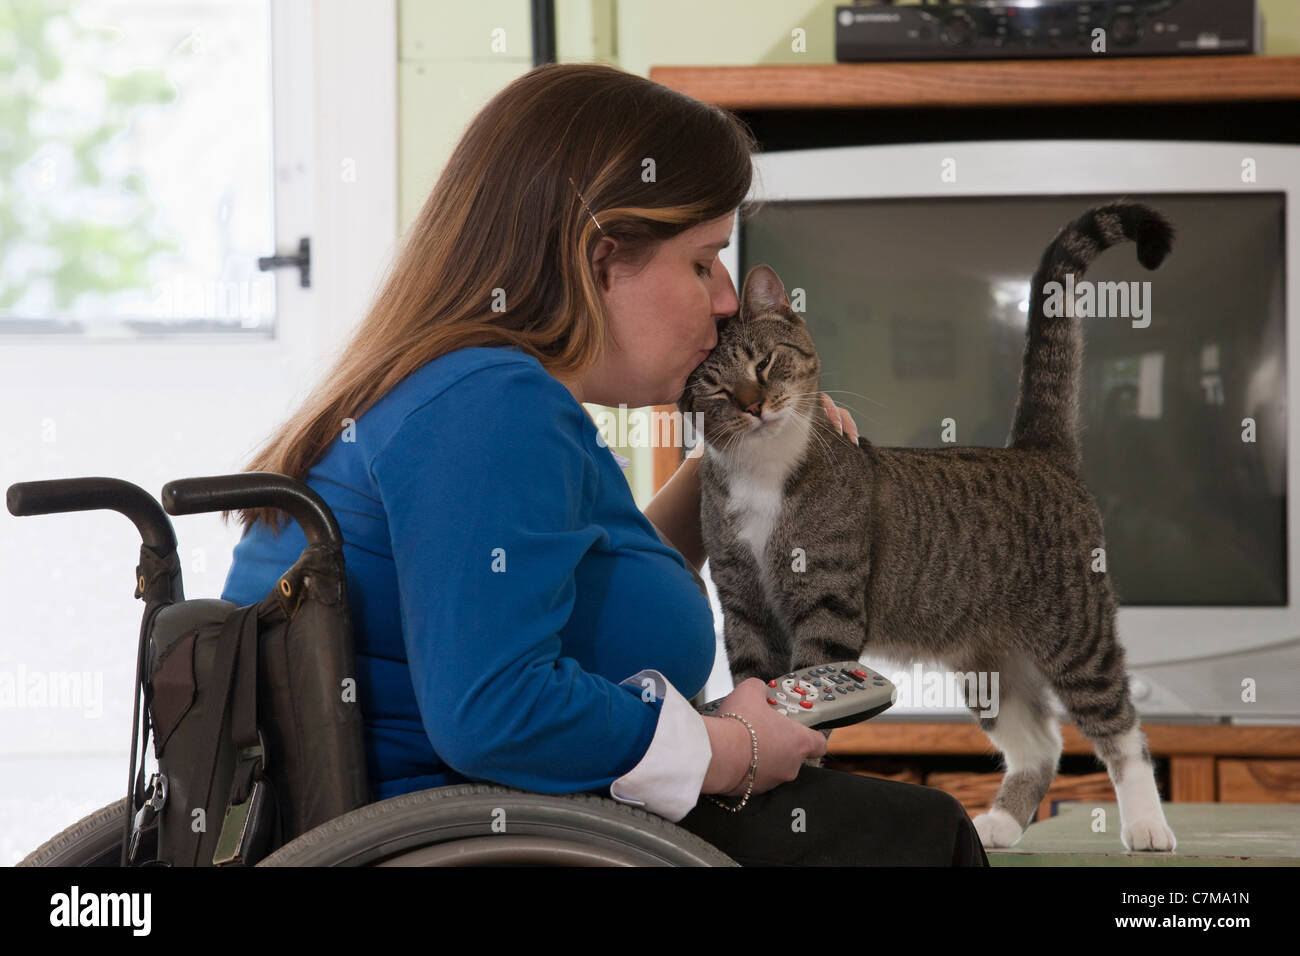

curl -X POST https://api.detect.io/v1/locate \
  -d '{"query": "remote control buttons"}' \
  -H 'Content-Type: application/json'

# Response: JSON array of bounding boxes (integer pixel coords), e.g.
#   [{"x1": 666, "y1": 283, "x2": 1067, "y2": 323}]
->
[{"x1": 799, "y1": 701, "x2": 813, "y2": 709}]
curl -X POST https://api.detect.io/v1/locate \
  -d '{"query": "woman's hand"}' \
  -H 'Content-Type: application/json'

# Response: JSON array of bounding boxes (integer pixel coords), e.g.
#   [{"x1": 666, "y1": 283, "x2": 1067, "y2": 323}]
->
[
  {"x1": 821, "y1": 393, "x2": 860, "y2": 445},
  {"x1": 700, "y1": 678, "x2": 829, "y2": 797}
]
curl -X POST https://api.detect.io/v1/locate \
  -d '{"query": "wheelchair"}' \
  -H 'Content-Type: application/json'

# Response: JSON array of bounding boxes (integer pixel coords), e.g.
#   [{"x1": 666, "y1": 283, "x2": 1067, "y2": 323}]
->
[{"x1": 7, "y1": 472, "x2": 738, "y2": 867}]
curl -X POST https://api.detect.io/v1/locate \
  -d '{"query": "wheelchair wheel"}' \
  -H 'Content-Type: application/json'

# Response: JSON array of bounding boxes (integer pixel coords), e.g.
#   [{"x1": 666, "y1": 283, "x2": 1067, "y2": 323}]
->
[
  {"x1": 259, "y1": 784, "x2": 738, "y2": 866},
  {"x1": 17, "y1": 798, "x2": 150, "y2": 867}
]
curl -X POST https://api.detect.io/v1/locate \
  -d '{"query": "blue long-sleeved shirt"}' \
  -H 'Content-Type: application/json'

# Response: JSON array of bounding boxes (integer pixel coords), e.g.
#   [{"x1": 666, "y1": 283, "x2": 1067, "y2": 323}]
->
[{"x1": 220, "y1": 345, "x2": 717, "y2": 817}]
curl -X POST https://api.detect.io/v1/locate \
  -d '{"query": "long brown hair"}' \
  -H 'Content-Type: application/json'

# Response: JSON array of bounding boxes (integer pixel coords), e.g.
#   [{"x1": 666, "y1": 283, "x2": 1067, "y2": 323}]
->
[{"x1": 228, "y1": 62, "x2": 759, "y2": 537}]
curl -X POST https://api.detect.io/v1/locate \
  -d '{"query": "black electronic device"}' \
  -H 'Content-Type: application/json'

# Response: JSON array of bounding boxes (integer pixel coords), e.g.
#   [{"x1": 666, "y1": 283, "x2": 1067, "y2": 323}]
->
[{"x1": 835, "y1": 0, "x2": 1261, "y2": 61}]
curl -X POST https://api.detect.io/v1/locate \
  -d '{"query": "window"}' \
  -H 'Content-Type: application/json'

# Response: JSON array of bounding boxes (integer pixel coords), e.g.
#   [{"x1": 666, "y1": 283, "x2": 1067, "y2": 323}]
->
[{"x1": 1, "y1": 0, "x2": 275, "y2": 337}]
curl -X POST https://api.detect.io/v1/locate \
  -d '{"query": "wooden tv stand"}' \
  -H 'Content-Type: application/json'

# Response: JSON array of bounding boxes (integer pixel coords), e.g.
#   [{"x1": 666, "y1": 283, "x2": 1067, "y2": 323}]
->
[{"x1": 825, "y1": 719, "x2": 1300, "y2": 818}]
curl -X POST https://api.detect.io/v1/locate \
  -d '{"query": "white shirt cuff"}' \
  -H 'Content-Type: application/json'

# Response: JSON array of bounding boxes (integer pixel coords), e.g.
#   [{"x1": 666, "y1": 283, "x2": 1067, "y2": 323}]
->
[{"x1": 609, "y1": 669, "x2": 712, "y2": 822}]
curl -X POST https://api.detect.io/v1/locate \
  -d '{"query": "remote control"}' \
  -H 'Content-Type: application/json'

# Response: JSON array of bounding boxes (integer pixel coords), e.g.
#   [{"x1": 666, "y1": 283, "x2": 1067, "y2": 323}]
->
[{"x1": 697, "y1": 661, "x2": 898, "y2": 731}]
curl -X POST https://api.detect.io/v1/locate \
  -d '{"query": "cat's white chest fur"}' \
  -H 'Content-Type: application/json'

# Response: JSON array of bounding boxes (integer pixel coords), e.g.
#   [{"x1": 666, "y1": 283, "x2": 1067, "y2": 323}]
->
[
  {"x1": 729, "y1": 475, "x2": 785, "y2": 578},
  {"x1": 711, "y1": 410, "x2": 813, "y2": 600}
]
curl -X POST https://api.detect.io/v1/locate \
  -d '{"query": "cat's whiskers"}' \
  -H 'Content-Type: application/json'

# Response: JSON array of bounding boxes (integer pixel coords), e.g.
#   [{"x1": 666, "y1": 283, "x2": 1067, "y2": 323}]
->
[
  {"x1": 780, "y1": 401, "x2": 847, "y2": 468},
  {"x1": 785, "y1": 390, "x2": 887, "y2": 433},
  {"x1": 687, "y1": 380, "x2": 865, "y2": 465},
  {"x1": 782, "y1": 400, "x2": 866, "y2": 486},
  {"x1": 813, "y1": 388, "x2": 887, "y2": 409},
  {"x1": 720, "y1": 423, "x2": 748, "y2": 460},
  {"x1": 780, "y1": 402, "x2": 832, "y2": 458}
]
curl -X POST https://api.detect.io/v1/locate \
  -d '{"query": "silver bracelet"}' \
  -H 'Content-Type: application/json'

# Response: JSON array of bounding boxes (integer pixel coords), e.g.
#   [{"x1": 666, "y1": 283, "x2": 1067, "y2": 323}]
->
[{"x1": 706, "y1": 712, "x2": 758, "y2": 812}]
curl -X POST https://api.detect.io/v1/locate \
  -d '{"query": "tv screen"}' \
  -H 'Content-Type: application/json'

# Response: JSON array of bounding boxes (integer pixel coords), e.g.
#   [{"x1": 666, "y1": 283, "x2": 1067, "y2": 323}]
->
[{"x1": 740, "y1": 193, "x2": 1286, "y2": 606}]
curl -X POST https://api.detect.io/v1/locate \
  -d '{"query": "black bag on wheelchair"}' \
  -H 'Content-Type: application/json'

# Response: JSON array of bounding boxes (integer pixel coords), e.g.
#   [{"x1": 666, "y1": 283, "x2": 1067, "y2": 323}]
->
[{"x1": 132, "y1": 541, "x2": 369, "y2": 866}]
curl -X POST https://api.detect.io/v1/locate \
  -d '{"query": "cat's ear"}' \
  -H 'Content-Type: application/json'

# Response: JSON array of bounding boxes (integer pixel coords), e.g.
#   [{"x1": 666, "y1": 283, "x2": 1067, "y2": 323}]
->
[{"x1": 742, "y1": 264, "x2": 793, "y2": 318}]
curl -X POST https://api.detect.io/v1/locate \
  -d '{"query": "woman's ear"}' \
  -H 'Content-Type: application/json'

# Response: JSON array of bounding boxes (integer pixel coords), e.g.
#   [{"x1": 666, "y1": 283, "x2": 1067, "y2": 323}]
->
[{"x1": 588, "y1": 236, "x2": 617, "y2": 292}]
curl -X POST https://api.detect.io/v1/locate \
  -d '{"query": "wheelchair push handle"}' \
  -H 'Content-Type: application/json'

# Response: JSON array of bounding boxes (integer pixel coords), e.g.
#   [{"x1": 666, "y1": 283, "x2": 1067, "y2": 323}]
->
[
  {"x1": 161, "y1": 472, "x2": 342, "y2": 547},
  {"x1": 6, "y1": 477, "x2": 179, "y2": 553}
]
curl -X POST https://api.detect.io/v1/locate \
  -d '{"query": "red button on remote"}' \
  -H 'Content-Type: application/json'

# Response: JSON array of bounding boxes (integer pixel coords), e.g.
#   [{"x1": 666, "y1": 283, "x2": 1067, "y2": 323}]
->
[
  {"x1": 799, "y1": 701, "x2": 813, "y2": 709},
  {"x1": 767, "y1": 698, "x2": 778, "y2": 706},
  {"x1": 853, "y1": 669, "x2": 868, "y2": 679},
  {"x1": 768, "y1": 680, "x2": 777, "y2": 688},
  {"x1": 794, "y1": 687, "x2": 807, "y2": 696}
]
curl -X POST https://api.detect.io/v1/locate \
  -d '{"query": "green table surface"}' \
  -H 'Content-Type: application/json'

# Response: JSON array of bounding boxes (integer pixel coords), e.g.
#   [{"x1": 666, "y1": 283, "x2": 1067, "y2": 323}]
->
[{"x1": 986, "y1": 802, "x2": 1300, "y2": 866}]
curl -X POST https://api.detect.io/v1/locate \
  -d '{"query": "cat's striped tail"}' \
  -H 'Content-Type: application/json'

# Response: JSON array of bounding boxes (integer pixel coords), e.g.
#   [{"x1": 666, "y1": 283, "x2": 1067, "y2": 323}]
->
[{"x1": 1007, "y1": 200, "x2": 1174, "y2": 472}]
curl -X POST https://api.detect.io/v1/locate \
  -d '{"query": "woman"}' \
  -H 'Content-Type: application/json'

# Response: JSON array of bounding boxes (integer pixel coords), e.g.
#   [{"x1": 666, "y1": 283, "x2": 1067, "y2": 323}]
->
[{"x1": 220, "y1": 62, "x2": 988, "y2": 867}]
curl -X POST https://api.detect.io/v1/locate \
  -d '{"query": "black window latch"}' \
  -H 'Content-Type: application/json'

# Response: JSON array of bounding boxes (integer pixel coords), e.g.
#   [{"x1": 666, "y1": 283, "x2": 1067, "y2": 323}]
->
[{"x1": 258, "y1": 236, "x2": 311, "y2": 288}]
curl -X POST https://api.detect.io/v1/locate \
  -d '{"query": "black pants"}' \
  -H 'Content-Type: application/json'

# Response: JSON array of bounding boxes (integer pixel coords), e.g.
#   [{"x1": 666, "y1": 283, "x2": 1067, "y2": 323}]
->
[{"x1": 677, "y1": 764, "x2": 990, "y2": 866}]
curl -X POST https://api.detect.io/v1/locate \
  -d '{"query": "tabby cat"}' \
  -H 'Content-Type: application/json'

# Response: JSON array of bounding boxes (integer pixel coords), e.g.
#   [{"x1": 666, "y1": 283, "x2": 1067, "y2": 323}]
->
[{"x1": 678, "y1": 200, "x2": 1177, "y2": 851}]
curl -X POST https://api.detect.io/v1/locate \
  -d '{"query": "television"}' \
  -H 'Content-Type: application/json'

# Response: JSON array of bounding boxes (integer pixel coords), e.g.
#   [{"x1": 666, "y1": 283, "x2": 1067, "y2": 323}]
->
[{"x1": 701, "y1": 140, "x2": 1297, "y2": 723}]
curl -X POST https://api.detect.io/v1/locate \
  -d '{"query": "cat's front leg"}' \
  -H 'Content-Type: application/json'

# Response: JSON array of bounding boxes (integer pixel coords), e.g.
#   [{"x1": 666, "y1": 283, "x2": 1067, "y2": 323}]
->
[
  {"x1": 708, "y1": 541, "x2": 791, "y2": 685},
  {"x1": 776, "y1": 555, "x2": 868, "y2": 769},
  {"x1": 789, "y1": 608, "x2": 866, "y2": 674},
  {"x1": 771, "y1": 526, "x2": 869, "y2": 673}
]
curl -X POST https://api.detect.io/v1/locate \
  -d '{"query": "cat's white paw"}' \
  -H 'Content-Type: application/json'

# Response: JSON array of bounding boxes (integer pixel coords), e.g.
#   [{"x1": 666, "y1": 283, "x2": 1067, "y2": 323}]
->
[
  {"x1": 1122, "y1": 818, "x2": 1177, "y2": 852},
  {"x1": 973, "y1": 808, "x2": 1024, "y2": 848}
]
